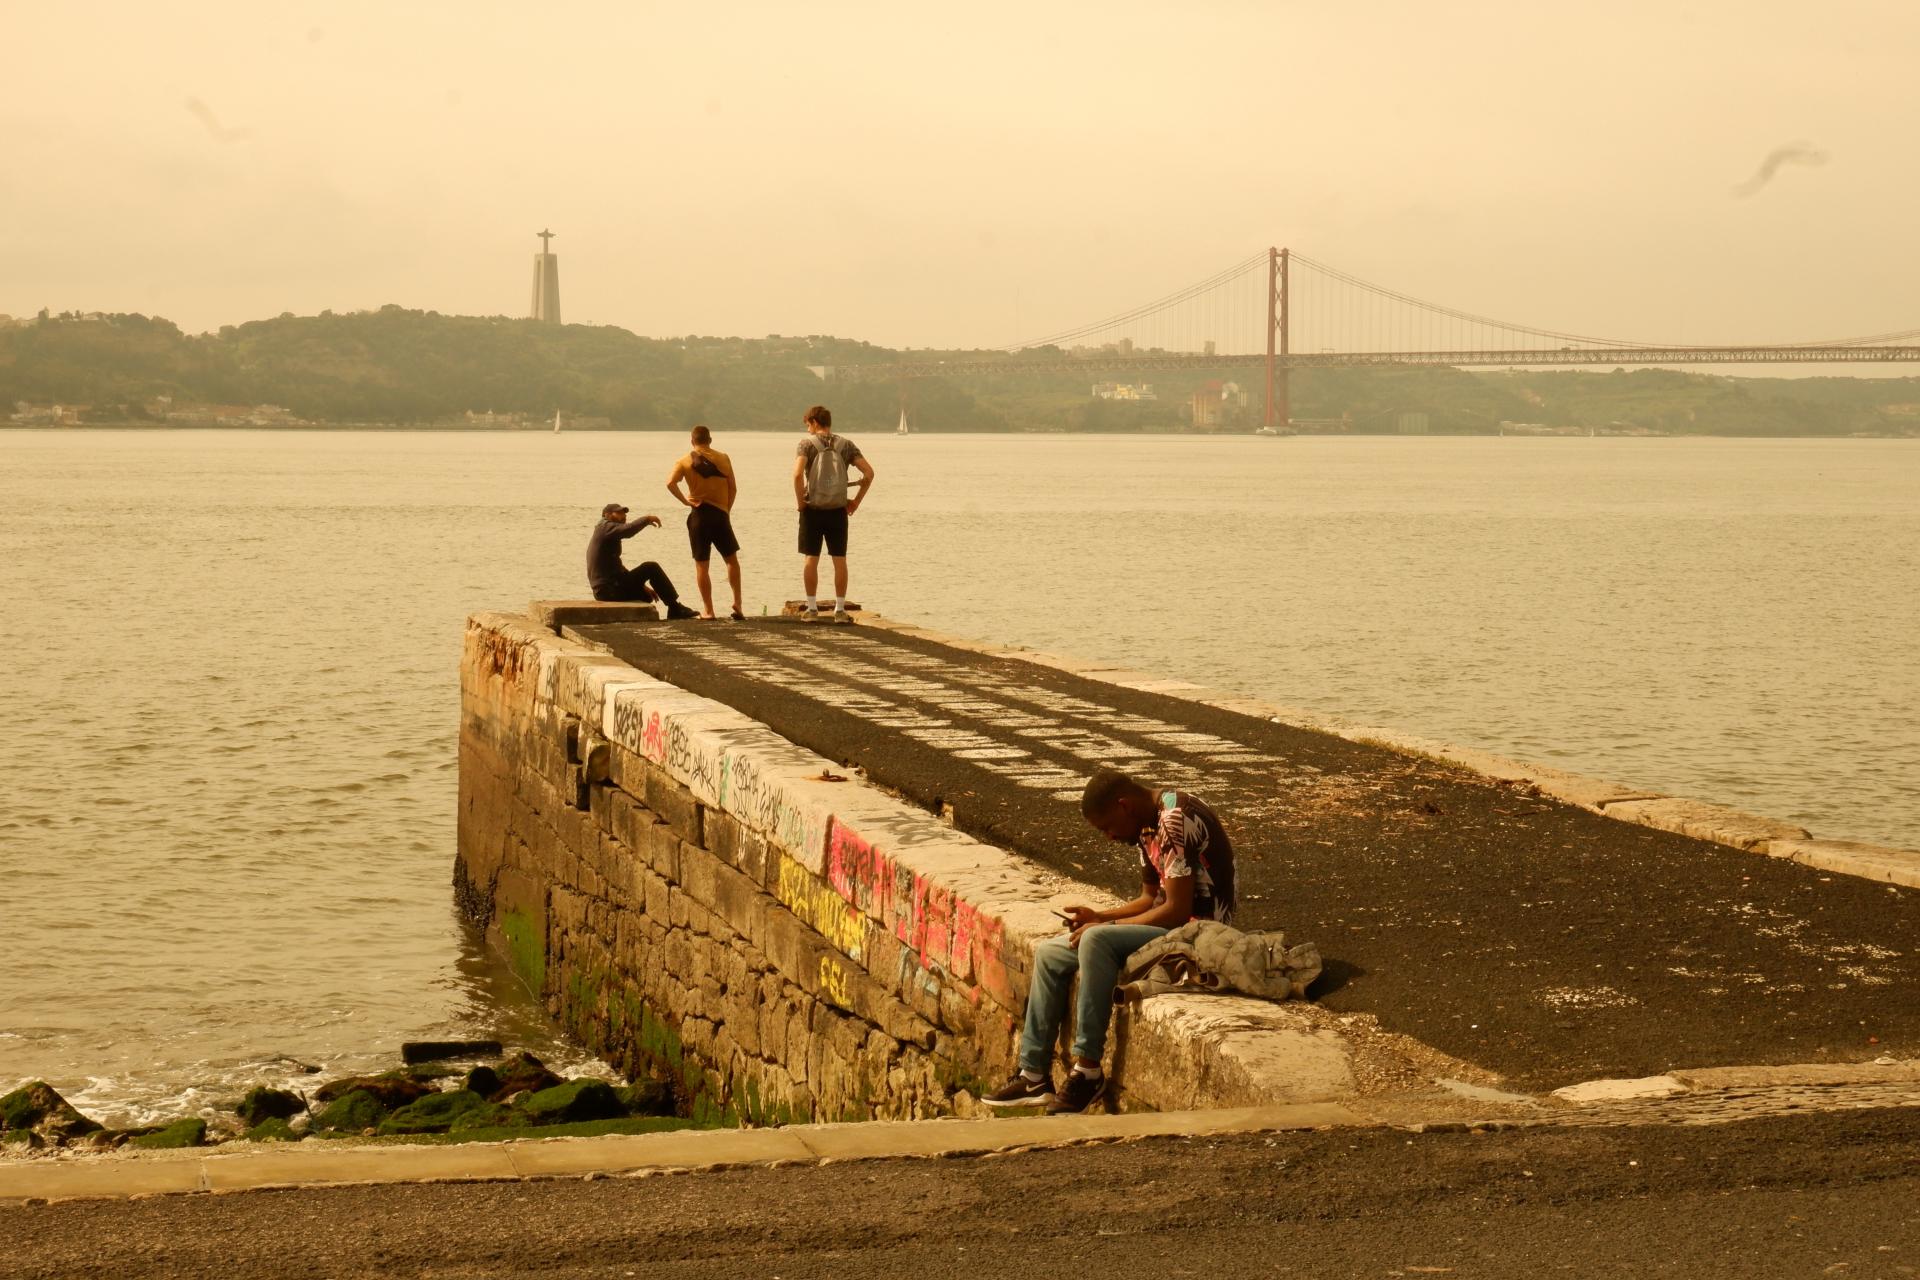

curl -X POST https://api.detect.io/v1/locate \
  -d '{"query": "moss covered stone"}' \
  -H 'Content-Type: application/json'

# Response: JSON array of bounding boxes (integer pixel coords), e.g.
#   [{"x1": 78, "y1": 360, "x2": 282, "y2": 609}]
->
[
  {"x1": 0, "y1": 1081, "x2": 101, "y2": 1145},
  {"x1": 617, "y1": 1081, "x2": 675, "y2": 1118},
  {"x1": 514, "y1": 1079, "x2": 623, "y2": 1126},
  {"x1": 245, "y1": 1117, "x2": 300, "y2": 1143},
  {"x1": 447, "y1": 1102, "x2": 518, "y2": 1134},
  {"x1": 131, "y1": 1118, "x2": 207, "y2": 1149},
  {"x1": 463, "y1": 1065, "x2": 502, "y2": 1098},
  {"x1": 488, "y1": 1052, "x2": 562, "y2": 1102},
  {"x1": 377, "y1": 1089, "x2": 489, "y2": 1136},
  {"x1": 235, "y1": 1086, "x2": 307, "y2": 1126},
  {"x1": 313, "y1": 1071, "x2": 435, "y2": 1110},
  {"x1": 439, "y1": 1114, "x2": 697, "y2": 1144},
  {"x1": 312, "y1": 1088, "x2": 389, "y2": 1134}
]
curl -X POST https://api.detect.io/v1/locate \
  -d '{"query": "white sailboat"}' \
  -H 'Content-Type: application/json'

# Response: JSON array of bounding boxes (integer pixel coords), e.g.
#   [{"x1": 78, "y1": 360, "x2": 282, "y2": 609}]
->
[
  {"x1": 553, "y1": 411, "x2": 564, "y2": 434},
  {"x1": 896, "y1": 408, "x2": 911, "y2": 435}
]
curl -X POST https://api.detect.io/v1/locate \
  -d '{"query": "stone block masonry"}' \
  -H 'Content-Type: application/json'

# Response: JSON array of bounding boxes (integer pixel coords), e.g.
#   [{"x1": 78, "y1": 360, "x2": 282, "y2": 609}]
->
[{"x1": 458, "y1": 608, "x2": 1339, "y2": 1123}]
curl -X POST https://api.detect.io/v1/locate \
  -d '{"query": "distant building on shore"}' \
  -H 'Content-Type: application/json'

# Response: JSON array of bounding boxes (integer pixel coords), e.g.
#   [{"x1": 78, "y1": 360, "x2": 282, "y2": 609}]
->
[{"x1": 530, "y1": 228, "x2": 562, "y2": 324}]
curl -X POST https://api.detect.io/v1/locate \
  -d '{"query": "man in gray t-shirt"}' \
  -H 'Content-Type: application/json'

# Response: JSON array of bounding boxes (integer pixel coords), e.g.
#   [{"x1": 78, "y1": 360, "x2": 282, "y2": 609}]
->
[{"x1": 791, "y1": 405, "x2": 875, "y2": 622}]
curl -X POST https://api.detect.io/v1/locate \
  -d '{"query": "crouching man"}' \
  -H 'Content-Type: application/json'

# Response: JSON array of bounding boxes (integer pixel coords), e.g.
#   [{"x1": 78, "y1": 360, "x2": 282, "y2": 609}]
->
[
  {"x1": 586, "y1": 502, "x2": 697, "y2": 618},
  {"x1": 983, "y1": 768, "x2": 1237, "y2": 1114}
]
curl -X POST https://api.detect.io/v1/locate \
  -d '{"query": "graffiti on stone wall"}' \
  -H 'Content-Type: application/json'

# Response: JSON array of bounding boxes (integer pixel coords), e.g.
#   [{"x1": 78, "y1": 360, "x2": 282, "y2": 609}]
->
[
  {"x1": 817, "y1": 954, "x2": 852, "y2": 1009},
  {"x1": 823, "y1": 819, "x2": 1011, "y2": 1006},
  {"x1": 776, "y1": 854, "x2": 868, "y2": 959}
]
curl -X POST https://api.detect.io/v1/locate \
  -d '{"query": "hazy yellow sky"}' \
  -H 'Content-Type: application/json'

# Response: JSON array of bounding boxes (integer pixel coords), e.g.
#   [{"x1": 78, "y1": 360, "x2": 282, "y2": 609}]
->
[{"x1": 5, "y1": 0, "x2": 1914, "y2": 348}]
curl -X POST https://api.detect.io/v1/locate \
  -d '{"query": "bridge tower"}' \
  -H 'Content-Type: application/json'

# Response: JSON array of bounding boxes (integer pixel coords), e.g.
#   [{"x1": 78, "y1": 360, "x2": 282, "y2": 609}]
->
[
  {"x1": 530, "y1": 228, "x2": 562, "y2": 324},
  {"x1": 1264, "y1": 246, "x2": 1289, "y2": 428}
]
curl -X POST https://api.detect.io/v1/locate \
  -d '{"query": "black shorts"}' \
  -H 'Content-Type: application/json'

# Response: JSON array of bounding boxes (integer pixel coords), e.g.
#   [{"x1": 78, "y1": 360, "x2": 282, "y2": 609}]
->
[
  {"x1": 686, "y1": 505, "x2": 739, "y2": 562},
  {"x1": 798, "y1": 506, "x2": 849, "y2": 557}
]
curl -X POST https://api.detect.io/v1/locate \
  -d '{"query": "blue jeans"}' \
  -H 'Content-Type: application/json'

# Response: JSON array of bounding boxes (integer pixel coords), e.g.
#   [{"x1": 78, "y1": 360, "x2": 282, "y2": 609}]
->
[{"x1": 1017, "y1": 924, "x2": 1168, "y2": 1074}]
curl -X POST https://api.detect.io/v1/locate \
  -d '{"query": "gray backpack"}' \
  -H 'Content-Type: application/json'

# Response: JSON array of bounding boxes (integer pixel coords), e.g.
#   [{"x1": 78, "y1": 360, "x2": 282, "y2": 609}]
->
[{"x1": 804, "y1": 435, "x2": 851, "y2": 508}]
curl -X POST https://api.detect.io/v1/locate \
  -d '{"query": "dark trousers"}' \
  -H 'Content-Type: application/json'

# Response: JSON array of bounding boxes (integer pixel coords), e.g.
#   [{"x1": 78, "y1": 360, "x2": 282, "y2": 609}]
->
[{"x1": 592, "y1": 562, "x2": 680, "y2": 605}]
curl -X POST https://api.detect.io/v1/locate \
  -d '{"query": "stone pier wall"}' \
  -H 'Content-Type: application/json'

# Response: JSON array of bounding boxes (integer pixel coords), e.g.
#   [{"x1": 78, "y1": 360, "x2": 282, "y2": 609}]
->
[{"x1": 456, "y1": 609, "x2": 1116, "y2": 1123}]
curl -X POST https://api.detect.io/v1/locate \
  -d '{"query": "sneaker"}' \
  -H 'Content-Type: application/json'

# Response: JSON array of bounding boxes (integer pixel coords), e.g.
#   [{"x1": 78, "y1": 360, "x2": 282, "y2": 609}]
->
[
  {"x1": 1045, "y1": 1072, "x2": 1107, "y2": 1115},
  {"x1": 980, "y1": 1071, "x2": 1053, "y2": 1109},
  {"x1": 800, "y1": 605, "x2": 821, "y2": 620},
  {"x1": 831, "y1": 607, "x2": 854, "y2": 625},
  {"x1": 664, "y1": 603, "x2": 699, "y2": 620}
]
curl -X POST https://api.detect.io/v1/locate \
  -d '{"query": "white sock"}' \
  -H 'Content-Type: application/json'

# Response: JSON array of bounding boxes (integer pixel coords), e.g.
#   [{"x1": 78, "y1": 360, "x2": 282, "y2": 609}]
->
[
  {"x1": 1073, "y1": 1064, "x2": 1103, "y2": 1080},
  {"x1": 805, "y1": 596, "x2": 817, "y2": 609},
  {"x1": 834, "y1": 596, "x2": 847, "y2": 611},
  {"x1": 1019, "y1": 1068, "x2": 1044, "y2": 1083}
]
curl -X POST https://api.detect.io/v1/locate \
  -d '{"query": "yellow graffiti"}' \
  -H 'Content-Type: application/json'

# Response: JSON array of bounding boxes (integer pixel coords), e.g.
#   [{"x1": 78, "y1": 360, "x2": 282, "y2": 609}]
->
[
  {"x1": 775, "y1": 855, "x2": 867, "y2": 959},
  {"x1": 818, "y1": 955, "x2": 852, "y2": 1009}
]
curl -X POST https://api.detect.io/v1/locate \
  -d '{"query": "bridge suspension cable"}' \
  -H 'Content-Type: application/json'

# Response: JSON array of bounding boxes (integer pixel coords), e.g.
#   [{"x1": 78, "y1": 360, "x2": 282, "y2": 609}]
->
[
  {"x1": 1005, "y1": 251, "x2": 1269, "y2": 353},
  {"x1": 1000, "y1": 249, "x2": 1920, "y2": 359}
]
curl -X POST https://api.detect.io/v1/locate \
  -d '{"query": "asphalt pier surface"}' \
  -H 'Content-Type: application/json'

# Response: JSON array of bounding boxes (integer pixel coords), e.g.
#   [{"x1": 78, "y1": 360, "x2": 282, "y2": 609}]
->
[
  {"x1": 577, "y1": 620, "x2": 1920, "y2": 1091},
  {"x1": 7, "y1": 1108, "x2": 1918, "y2": 1279}
]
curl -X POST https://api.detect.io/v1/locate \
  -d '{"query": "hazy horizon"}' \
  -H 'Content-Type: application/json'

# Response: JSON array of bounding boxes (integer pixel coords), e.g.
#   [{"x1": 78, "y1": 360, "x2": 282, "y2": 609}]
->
[{"x1": 6, "y1": 1, "x2": 1916, "y2": 350}]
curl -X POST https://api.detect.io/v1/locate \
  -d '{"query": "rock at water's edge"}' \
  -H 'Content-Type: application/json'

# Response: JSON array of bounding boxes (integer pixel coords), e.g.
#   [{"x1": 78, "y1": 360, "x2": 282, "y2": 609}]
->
[
  {"x1": 245, "y1": 1117, "x2": 301, "y2": 1143},
  {"x1": 618, "y1": 1080, "x2": 676, "y2": 1118},
  {"x1": 463, "y1": 1065, "x2": 502, "y2": 1099},
  {"x1": 313, "y1": 1071, "x2": 435, "y2": 1110},
  {"x1": 131, "y1": 1118, "x2": 207, "y2": 1149},
  {"x1": 515, "y1": 1079, "x2": 624, "y2": 1126},
  {"x1": 488, "y1": 1052, "x2": 563, "y2": 1103},
  {"x1": 401, "y1": 1040, "x2": 503, "y2": 1065},
  {"x1": 447, "y1": 1102, "x2": 518, "y2": 1134},
  {"x1": 236, "y1": 1086, "x2": 308, "y2": 1126},
  {"x1": 0, "y1": 1081, "x2": 103, "y2": 1145},
  {"x1": 312, "y1": 1089, "x2": 389, "y2": 1134},
  {"x1": 377, "y1": 1089, "x2": 489, "y2": 1136}
]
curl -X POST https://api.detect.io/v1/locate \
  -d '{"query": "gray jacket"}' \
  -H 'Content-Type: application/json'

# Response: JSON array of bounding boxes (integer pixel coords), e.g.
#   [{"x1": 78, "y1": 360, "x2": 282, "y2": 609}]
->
[{"x1": 1116, "y1": 919, "x2": 1321, "y2": 1003}]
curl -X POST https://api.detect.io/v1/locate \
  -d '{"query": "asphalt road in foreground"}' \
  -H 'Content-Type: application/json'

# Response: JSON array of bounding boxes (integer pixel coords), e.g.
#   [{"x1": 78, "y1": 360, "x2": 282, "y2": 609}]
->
[
  {"x1": 5, "y1": 1109, "x2": 1918, "y2": 1279},
  {"x1": 578, "y1": 620, "x2": 1920, "y2": 1090}
]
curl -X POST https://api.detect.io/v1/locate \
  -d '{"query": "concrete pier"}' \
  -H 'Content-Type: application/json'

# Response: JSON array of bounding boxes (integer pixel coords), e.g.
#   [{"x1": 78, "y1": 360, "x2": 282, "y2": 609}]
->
[{"x1": 459, "y1": 605, "x2": 1920, "y2": 1124}]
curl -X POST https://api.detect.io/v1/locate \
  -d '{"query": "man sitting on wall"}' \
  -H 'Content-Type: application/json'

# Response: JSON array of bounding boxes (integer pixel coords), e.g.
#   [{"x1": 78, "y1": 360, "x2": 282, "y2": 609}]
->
[
  {"x1": 982, "y1": 767, "x2": 1237, "y2": 1114},
  {"x1": 586, "y1": 502, "x2": 698, "y2": 618}
]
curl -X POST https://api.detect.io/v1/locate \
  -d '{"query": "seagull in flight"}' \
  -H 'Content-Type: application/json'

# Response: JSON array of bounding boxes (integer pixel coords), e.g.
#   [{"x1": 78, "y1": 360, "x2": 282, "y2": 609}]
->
[
  {"x1": 185, "y1": 97, "x2": 252, "y2": 143},
  {"x1": 1733, "y1": 142, "x2": 1828, "y2": 197}
]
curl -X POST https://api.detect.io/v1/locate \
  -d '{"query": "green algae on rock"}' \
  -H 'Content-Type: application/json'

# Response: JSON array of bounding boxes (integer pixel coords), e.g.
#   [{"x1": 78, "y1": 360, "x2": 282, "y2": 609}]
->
[
  {"x1": 377, "y1": 1089, "x2": 489, "y2": 1136},
  {"x1": 313, "y1": 1071, "x2": 434, "y2": 1111},
  {"x1": 245, "y1": 1117, "x2": 301, "y2": 1142},
  {"x1": 487, "y1": 1052, "x2": 562, "y2": 1102},
  {"x1": 131, "y1": 1118, "x2": 207, "y2": 1149},
  {"x1": 312, "y1": 1089, "x2": 389, "y2": 1134},
  {"x1": 514, "y1": 1079, "x2": 625, "y2": 1127},
  {"x1": 235, "y1": 1086, "x2": 307, "y2": 1127},
  {"x1": 0, "y1": 1081, "x2": 103, "y2": 1146}
]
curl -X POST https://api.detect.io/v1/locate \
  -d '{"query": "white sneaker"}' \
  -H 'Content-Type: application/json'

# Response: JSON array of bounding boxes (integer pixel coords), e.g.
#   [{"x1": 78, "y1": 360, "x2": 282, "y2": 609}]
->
[
  {"x1": 800, "y1": 604, "x2": 820, "y2": 619},
  {"x1": 831, "y1": 607, "x2": 853, "y2": 625}
]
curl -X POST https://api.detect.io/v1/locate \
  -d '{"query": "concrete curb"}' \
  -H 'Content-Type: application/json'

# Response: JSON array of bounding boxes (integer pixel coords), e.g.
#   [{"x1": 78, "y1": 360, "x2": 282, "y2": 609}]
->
[
  {"x1": 8, "y1": 1058, "x2": 1917, "y2": 1205},
  {"x1": 854, "y1": 615, "x2": 1920, "y2": 891},
  {"x1": 0, "y1": 1103, "x2": 1363, "y2": 1204}
]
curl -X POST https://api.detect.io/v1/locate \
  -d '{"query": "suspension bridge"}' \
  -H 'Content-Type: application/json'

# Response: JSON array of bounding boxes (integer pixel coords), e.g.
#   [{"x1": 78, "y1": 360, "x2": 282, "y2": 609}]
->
[{"x1": 834, "y1": 249, "x2": 1920, "y2": 428}]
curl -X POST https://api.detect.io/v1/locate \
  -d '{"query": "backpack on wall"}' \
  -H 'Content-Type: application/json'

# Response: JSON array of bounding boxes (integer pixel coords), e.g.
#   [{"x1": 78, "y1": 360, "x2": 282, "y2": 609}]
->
[{"x1": 805, "y1": 436, "x2": 850, "y2": 508}]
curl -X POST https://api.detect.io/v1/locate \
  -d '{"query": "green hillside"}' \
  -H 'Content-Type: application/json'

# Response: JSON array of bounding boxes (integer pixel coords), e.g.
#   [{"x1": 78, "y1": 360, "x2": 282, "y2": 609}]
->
[{"x1": 3, "y1": 308, "x2": 1917, "y2": 435}]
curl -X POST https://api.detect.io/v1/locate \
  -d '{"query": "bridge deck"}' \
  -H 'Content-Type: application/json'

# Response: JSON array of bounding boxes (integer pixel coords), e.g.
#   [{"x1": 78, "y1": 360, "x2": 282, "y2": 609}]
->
[{"x1": 574, "y1": 618, "x2": 1919, "y2": 1091}]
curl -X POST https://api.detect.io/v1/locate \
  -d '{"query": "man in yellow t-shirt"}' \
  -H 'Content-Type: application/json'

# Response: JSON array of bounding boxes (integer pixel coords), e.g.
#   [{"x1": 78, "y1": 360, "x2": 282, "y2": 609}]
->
[{"x1": 666, "y1": 425, "x2": 743, "y2": 620}]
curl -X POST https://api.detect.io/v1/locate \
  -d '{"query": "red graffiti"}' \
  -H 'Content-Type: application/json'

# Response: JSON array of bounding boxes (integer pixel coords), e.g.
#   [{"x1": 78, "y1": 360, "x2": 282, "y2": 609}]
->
[
  {"x1": 824, "y1": 819, "x2": 1006, "y2": 1004},
  {"x1": 641, "y1": 711, "x2": 666, "y2": 762}
]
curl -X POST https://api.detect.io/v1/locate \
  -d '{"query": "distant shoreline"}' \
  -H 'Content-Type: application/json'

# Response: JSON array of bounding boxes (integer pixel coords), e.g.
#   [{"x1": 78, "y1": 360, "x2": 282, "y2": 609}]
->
[{"x1": 4, "y1": 423, "x2": 1916, "y2": 440}]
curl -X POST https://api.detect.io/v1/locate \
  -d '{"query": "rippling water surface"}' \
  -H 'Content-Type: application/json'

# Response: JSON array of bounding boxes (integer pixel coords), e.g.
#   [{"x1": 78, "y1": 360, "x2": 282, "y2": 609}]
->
[{"x1": 3, "y1": 429, "x2": 1915, "y2": 1122}]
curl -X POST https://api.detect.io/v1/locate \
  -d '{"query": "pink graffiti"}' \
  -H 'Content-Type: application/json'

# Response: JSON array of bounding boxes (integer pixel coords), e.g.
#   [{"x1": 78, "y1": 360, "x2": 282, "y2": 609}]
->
[
  {"x1": 641, "y1": 711, "x2": 666, "y2": 762},
  {"x1": 953, "y1": 900, "x2": 1010, "y2": 1005},
  {"x1": 824, "y1": 820, "x2": 1007, "y2": 1004}
]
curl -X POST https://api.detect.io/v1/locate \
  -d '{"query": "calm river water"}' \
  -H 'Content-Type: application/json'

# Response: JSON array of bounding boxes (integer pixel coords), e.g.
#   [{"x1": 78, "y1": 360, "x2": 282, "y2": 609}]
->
[{"x1": 3, "y1": 429, "x2": 1916, "y2": 1123}]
